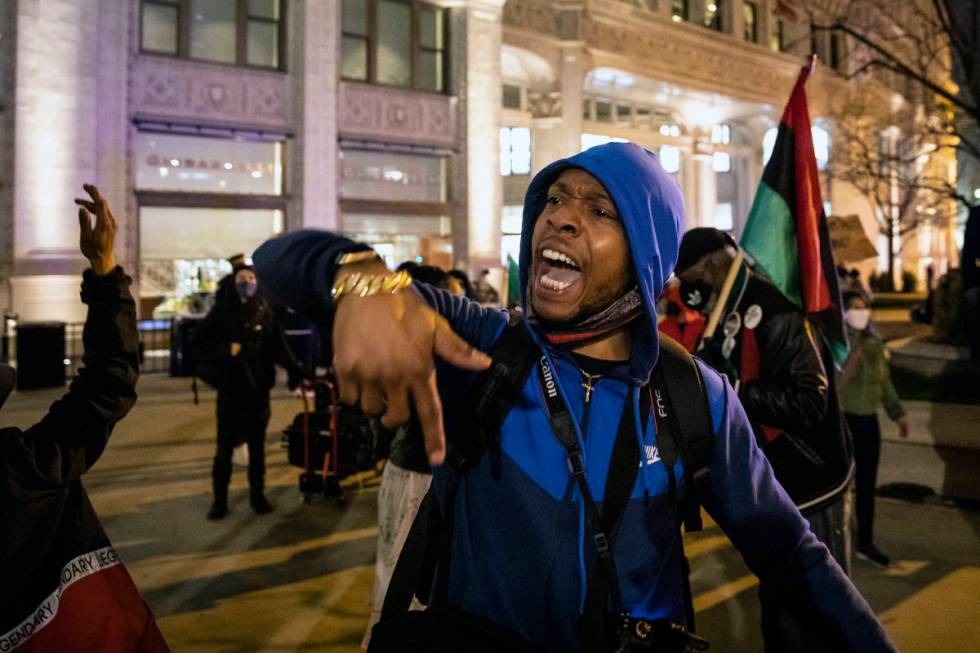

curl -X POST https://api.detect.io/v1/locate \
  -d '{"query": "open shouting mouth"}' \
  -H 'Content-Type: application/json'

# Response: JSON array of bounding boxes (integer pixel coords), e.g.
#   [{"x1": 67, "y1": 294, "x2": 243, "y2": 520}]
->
[{"x1": 536, "y1": 246, "x2": 583, "y2": 296}]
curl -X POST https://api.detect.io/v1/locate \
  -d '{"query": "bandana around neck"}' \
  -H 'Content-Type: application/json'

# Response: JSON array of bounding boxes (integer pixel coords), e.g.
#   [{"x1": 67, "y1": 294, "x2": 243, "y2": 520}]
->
[{"x1": 527, "y1": 286, "x2": 644, "y2": 348}]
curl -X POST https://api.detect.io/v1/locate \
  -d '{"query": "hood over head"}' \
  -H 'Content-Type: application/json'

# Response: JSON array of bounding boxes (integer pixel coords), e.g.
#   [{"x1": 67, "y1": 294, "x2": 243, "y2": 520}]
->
[{"x1": 520, "y1": 142, "x2": 685, "y2": 384}]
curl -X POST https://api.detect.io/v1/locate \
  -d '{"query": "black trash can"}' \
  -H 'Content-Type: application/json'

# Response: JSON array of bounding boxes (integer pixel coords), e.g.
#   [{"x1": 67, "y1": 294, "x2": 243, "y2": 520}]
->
[
  {"x1": 169, "y1": 316, "x2": 203, "y2": 377},
  {"x1": 17, "y1": 322, "x2": 66, "y2": 389}
]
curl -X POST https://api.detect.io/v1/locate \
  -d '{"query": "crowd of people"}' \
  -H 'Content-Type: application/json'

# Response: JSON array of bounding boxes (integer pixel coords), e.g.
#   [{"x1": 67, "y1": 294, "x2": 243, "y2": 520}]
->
[{"x1": 1, "y1": 140, "x2": 912, "y2": 652}]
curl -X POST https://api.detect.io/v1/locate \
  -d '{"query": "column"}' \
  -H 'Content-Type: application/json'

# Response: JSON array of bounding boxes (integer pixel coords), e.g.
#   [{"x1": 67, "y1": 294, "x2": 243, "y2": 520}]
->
[
  {"x1": 682, "y1": 148, "x2": 699, "y2": 231},
  {"x1": 694, "y1": 152, "x2": 717, "y2": 229},
  {"x1": 458, "y1": 0, "x2": 506, "y2": 272},
  {"x1": 729, "y1": 0, "x2": 744, "y2": 40},
  {"x1": 557, "y1": 43, "x2": 585, "y2": 160},
  {"x1": 688, "y1": 0, "x2": 706, "y2": 25},
  {"x1": 12, "y1": 0, "x2": 129, "y2": 322},
  {"x1": 0, "y1": 0, "x2": 17, "y2": 311},
  {"x1": 288, "y1": 0, "x2": 340, "y2": 232}
]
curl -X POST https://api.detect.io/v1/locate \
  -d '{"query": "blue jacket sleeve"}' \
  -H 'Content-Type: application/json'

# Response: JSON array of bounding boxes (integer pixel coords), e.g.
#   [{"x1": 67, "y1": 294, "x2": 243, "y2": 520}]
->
[
  {"x1": 253, "y1": 229, "x2": 507, "y2": 353},
  {"x1": 252, "y1": 229, "x2": 370, "y2": 324},
  {"x1": 698, "y1": 362, "x2": 897, "y2": 653}
]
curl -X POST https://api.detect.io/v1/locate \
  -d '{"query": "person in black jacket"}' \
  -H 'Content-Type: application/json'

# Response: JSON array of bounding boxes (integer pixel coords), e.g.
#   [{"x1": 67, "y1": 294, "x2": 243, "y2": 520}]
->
[
  {"x1": 0, "y1": 185, "x2": 168, "y2": 651},
  {"x1": 193, "y1": 254, "x2": 304, "y2": 519},
  {"x1": 675, "y1": 228, "x2": 853, "y2": 653}
]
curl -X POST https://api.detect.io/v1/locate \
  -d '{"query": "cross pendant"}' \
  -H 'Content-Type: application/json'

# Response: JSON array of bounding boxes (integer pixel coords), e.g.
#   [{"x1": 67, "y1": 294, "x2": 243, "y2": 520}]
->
[{"x1": 582, "y1": 380, "x2": 595, "y2": 403}]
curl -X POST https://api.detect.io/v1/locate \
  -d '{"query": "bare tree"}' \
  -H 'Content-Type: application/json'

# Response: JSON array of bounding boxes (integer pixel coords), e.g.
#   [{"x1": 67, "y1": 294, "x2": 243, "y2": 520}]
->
[
  {"x1": 828, "y1": 93, "x2": 960, "y2": 288},
  {"x1": 805, "y1": 0, "x2": 979, "y2": 210}
]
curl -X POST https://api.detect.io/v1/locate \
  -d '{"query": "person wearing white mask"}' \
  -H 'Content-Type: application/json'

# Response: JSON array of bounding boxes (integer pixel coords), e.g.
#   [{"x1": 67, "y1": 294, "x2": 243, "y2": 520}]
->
[{"x1": 839, "y1": 291, "x2": 908, "y2": 567}]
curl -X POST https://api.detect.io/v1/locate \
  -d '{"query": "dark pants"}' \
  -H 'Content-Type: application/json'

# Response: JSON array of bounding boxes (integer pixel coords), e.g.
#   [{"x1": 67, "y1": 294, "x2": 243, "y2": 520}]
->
[
  {"x1": 759, "y1": 494, "x2": 852, "y2": 652},
  {"x1": 212, "y1": 390, "x2": 271, "y2": 500},
  {"x1": 845, "y1": 412, "x2": 881, "y2": 548},
  {"x1": 964, "y1": 286, "x2": 980, "y2": 361}
]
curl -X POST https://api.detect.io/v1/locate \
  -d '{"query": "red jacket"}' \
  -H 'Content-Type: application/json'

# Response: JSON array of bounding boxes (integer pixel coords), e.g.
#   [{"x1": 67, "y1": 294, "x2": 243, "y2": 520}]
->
[{"x1": 0, "y1": 268, "x2": 168, "y2": 652}]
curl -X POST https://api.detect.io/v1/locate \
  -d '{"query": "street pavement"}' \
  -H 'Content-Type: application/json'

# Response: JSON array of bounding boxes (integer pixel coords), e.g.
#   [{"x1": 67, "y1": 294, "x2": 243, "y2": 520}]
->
[{"x1": 4, "y1": 374, "x2": 979, "y2": 652}]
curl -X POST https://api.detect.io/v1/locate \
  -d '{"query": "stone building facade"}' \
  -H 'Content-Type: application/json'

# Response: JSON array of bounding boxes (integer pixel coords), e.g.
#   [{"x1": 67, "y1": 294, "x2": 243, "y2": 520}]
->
[{"x1": 0, "y1": 0, "x2": 959, "y2": 323}]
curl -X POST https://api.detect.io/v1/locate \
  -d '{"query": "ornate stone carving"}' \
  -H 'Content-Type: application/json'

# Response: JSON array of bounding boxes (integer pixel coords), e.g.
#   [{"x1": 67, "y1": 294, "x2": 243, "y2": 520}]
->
[
  {"x1": 338, "y1": 82, "x2": 457, "y2": 149},
  {"x1": 503, "y1": 0, "x2": 560, "y2": 37},
  {"x1": 528, "y1": 90, "x2": 563, "y2": 119},
  {"x1": 582, "y1": 14, "x2": 797, "y2": 104},
  {"x1": 132, "y1": 56, "x2": 290, "y2": 130}
]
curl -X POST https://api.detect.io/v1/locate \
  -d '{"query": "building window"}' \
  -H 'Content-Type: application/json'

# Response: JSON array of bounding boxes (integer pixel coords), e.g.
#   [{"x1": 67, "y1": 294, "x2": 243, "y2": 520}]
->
[
  {"x1": 659, "y1": 123, "x2": 682, "y2": 138},
  {"x1": 635, "y1": 107, "x2": 652, "y2": 127},
  {"x1": 246, "y1": 0, "x2": 282, "y2": 67},
  {"x1": 501, "y1": 205, "x2": 523, "y2": 266},
  {"x1": 704, "y1": 1, "x2": 722, "y2": 31},
  {"x1": 712, "y1": 151, "x2": 731, "y2": 173},
  {"x1": 771, "y1": 19, "x2": 785, "y2": 52},
  {"x1": 830, "y1": 33, "x2": 844, "y2": 72},
  {"x1": 616, "y1": 103, "x2": 632, "y2": 124},
  {"x1": 671, "y1": 0, "x2": 688, "y2": 22},
  {"x1": 659, "y1": 145, "x2": 681, "y2": 174},
  {"x1": 341, "y1": 0, "x2": 447, "y2": 92},
  {"x1": 142, "y1": 1, "x2": 179, "y2": 54},
  {"x1": 714, "y1": 203, "x2": 733, "y2": 230},
  {"x1": 500, "y1": 128, "x2": 532, "y2": 176},
  {"x1": 135, "y1": 132, "x2": 284, "y2": 195},
  {"x1": 140, "y1": 0, "x2": 285, "y2": 70},
  {"x1": 595, "y1": 99, "x2": 614, "y2": 122},
  {"x1": 135, "y1": 131, "x2": 287, "y2": 310},
  {"x1": 377, "y1": 1, "x2": 412, "y2": 86},
  {"x1": 503, "y1": 84, "x2": 523, "y2": 110},
  {"x1": 711, "y1": 124, "x2": 731, "y2": 144},
  {"x1": 743, "y1": 2, "x2": 758, "y2": 43},
  {"x1": 812, "y1": 125, "x2": 830, "y2": 170}
]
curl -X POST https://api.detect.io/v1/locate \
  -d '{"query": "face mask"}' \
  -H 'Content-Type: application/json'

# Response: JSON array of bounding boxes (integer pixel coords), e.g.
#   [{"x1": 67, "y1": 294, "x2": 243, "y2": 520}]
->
[
  {"x1": 845, "y1": 308, "x2": 871, "y2": 331},
  {"x1": 236, "y1": 281, "x2": 257, "y2": 301},
  {"x1": 679, "y1": 279, "x2": 714, "y2": 312}
]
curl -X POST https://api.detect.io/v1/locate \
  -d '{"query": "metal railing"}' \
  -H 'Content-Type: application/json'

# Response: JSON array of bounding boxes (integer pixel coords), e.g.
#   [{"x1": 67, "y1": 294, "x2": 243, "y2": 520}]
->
[{"x1": 19, "y1": 318, "x2": 176, "y2": 381}]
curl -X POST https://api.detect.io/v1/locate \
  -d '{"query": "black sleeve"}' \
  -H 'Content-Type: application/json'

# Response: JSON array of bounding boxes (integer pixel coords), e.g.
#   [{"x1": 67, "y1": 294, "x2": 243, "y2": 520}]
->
[
  {"x1": 5, "y1": 268, "x2": 139, "y2": 487},
  {"x1": 740, "y1": 311, "x2": 829, "y2": 433},
  {"x1": 270, "y1": 316, "x2": 306, "y2": 380},
  {"x1": 191, "y1": 306, "x2": 231, "y2": 364}
]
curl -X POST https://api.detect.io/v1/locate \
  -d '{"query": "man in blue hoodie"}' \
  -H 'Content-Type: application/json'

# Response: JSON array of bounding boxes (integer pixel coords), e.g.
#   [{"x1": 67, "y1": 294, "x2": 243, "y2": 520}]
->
[{"x1": 253, "y1": 143, "x2": 895, "y2": 652}]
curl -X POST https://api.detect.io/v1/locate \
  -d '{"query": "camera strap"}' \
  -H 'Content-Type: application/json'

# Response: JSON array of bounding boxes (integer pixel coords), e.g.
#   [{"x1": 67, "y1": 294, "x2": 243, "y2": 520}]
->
[{"x1": 535, "y1": 354, "x2": 645, "y2": 652}]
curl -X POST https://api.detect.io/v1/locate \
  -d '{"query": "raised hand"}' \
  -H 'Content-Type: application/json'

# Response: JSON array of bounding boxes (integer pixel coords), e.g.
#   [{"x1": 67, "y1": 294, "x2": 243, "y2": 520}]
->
[
  {"x1": 332, "y1": 262, "x2": 491, "y2": 465},
  {"x1": 74, "y1": 184, "x2": 117, "y2": 276}
]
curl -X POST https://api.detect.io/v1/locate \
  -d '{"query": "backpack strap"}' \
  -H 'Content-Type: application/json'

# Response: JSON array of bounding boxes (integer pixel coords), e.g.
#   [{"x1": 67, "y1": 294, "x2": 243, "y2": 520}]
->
[
  {"x1": 650, "y1": 335, "x2": 715, "y2": 632},
  {"x1": 653, "y1": 336, "x2": 714, "y2": 531},
  {"x1": 381, "y1": 314, "x2": 536, "y2": 618}
]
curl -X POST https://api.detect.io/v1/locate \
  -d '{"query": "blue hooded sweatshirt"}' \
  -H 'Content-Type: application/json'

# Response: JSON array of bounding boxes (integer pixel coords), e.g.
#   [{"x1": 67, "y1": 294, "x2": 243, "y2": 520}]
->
[{"x1": 253, "y1": 143, "x2": 895, "y2": 653}]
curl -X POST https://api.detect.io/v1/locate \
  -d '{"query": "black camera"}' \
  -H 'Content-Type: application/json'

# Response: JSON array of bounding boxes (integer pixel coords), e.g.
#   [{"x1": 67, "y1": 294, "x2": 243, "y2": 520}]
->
[{"x1": 613, "y1": 614, "x2": 709, "y2": 653}]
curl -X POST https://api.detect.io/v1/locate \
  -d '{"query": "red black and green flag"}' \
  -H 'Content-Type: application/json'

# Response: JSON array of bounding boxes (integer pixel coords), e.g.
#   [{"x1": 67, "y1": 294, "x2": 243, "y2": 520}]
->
[{"x1": 741, "y1": 63, "x2": 847, "y2": 362}]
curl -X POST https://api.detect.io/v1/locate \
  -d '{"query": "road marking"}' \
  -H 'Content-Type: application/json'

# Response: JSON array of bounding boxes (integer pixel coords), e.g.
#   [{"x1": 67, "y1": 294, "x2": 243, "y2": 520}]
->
[
  {"x1": 684, "y1": 534, "x2": 731, "y2": 559},
  {"x1": 156, "y1": 563, "x2": 375, "y2": 652},
  {"x1": 693, "y1": 574, "x2": 759, "y2": 613},
  {"x1": 131, "y1": 526, "x2": 379, "y2": 590},
  {"x1": 882, "y1": 560, "x2": 930, "y2": 577},
  {"x1": 879, "y1": 567, "x2": 980, "y2": 653}
]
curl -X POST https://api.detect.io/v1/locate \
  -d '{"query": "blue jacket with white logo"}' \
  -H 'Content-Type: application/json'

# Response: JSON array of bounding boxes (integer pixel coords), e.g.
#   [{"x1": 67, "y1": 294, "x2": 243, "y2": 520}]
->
[{"x1": 254, "y1": 143, "x2": 895, "y2": 653}]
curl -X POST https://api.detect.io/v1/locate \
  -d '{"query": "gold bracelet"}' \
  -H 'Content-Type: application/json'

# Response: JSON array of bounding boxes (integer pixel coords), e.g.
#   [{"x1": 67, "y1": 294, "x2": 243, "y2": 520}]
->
[
  {"x1": 336, "y1": 250, "x2": 382, "y2": 267},
  {"x1": 331, "y1": 269, "x2": 413, "y2": 302}
]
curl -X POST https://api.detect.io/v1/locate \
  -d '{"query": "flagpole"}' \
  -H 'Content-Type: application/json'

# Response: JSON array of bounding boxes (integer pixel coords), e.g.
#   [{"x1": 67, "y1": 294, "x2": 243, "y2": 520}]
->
[{"x1": 701, "y1": 250, "x2": 745, "y2": 341}]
